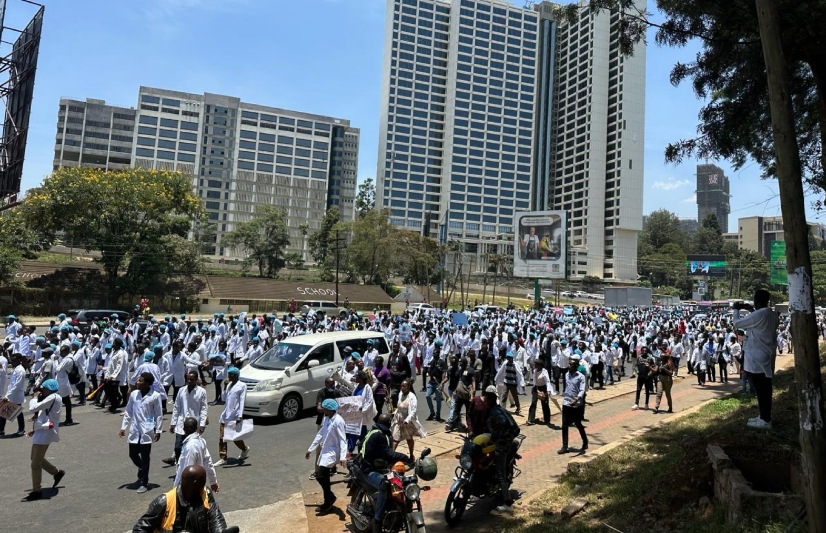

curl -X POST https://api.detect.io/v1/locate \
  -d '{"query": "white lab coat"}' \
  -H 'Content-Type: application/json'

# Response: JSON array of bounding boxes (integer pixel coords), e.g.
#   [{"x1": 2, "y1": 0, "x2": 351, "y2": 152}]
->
[
  {"x1": 0, "y1": 355, "x2": 6, "y2": 397},
  {"x1": 174, "y1": 433, "x2": 217, "y2": 487},
  {"x1": 54, "y1": 355, "x2": 74, "y2": 398},
  {"x1": 220, "y1": 381, "x2": 246, "y2": 424},
  {"x1": 734, "y1": 308, "x2": 780, "y2": 377},
  {"x1": 166, "y1": 351, "x2": 187, "y2": 387},
  {"x1": 121, "y1": 389, "x2": 163, "y2": 444},
  {"x1": 130, "y1": 362, "x2": 167, "y2": 400},
  {"x1": 308, "y1": 413, "x2": 347, "y2": 468},
  {"x1": 5, "y1": 364, "x2": 26, "y2": 404},
  {"x1": 170, "y1": 385, "x2": 208, "y2": 434},
  {"x1": 29, "y1": 392, "x2": 61, "y2": 445}
]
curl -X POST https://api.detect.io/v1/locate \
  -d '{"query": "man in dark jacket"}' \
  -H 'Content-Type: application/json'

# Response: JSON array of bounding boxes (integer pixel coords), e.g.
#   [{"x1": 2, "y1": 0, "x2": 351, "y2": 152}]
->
[
  {"x1": 358, "y1": 414, "x2": 412, "y2": 533},
  {"x1": 133, "y1": 465, "x2": 232, "y2": 533}
]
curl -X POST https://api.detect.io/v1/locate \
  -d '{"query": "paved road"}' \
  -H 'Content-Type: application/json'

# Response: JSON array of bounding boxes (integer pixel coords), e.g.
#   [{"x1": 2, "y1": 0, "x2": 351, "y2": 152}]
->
[{"x1": 0, "y1": 381, "x2": 447, "y2": 533}]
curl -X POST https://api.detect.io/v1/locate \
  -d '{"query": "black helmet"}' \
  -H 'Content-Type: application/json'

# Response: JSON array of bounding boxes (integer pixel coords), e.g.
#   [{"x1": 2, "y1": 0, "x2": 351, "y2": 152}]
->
[{"x1": 416, "y1": 456, "x2": 438, "y2": 481}]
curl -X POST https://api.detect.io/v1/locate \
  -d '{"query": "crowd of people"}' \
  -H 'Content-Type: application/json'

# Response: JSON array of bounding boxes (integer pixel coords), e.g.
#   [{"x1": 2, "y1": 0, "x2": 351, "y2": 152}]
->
[{"x1": 0, "y1": 288, "x2": 796, "y2": 528}]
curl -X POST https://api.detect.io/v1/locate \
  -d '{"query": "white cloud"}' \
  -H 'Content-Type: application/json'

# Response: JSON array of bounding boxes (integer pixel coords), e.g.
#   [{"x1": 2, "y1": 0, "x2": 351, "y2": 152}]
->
[
  {"x1": 651, "y1": 178, "x2": 691, "y2": 191},
  {"x1": 682, "y1": 194, "x2": 697, "y2": 203}
]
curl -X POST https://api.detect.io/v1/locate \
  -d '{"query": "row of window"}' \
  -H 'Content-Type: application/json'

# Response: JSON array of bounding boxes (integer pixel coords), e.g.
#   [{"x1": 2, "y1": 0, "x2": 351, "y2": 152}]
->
[{"x1": 135, "y1": 148, "x2": 196, "y2": 163}]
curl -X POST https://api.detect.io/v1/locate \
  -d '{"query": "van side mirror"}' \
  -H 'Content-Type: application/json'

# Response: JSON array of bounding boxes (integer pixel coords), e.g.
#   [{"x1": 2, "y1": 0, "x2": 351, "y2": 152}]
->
[{"x1": 307, "y1": 359, "x2": 320, "y2": 368}]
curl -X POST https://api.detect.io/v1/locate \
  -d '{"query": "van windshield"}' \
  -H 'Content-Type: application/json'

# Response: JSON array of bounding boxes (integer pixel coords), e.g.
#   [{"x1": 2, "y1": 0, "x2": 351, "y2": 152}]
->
[{"x1": 251, "y1": 342, "x2": 310, "y2": 371}]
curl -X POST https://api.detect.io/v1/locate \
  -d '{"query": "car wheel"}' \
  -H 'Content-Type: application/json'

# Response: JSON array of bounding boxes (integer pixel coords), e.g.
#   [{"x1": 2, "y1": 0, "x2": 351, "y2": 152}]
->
[{"x1": 278, "y1": 393, "x2": 302, "y2": 422}]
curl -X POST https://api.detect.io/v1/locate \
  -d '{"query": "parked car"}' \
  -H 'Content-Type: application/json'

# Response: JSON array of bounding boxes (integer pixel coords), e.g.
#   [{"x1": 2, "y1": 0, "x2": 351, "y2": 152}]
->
[
  {"x1": 300, "y1": 300, "x2": 347, "y2": 315},
  {"x1": 407, "y1": 303, "x2": 436, "y2": 314},
  {"x1": 70, "y1": 309, "x2": 148, "y2": 334},
  {"x1": 240, "y1": 330, "x2": 390, "y2": 421}
]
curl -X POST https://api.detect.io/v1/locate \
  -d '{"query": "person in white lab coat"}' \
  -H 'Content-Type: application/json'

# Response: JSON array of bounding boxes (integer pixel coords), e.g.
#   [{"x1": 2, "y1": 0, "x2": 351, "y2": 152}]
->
[
  {"x1": 24, "y1": 379, "x2": 65, "y2": 501},
  {"x1": 119, "y1": 372, "x2": 164, "y2": 493},
  {"x1": 54, "y1": 345, "x2": 76, "y2": 426},
  {"x1": 0, "y1": 353, "x2": 28, "y2": 436},
  {"x1": 173, "y1": 417, "x2": 218, "y2": 493},
  {"x1": 305, "y1": 398, "x2": 347, "y2": 513},
  {"x1": 214, "y1": 366, "x2": 249, "y2": 466},
  {"x1": 163, "y1": 370, "x2": 208, "y2": 466}
]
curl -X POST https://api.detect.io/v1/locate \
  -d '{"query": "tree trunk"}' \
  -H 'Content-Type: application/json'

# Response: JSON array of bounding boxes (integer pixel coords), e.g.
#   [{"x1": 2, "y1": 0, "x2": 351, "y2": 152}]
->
[{"x1": 755, "y1": 2, "x2": 826, "y2": 532}]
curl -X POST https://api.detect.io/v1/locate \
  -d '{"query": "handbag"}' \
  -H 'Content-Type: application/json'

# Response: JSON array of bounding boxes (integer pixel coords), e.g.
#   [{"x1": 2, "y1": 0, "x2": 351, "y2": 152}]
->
[{"x1": 0, "y1": 399, "x2": 22, "y2": 421}]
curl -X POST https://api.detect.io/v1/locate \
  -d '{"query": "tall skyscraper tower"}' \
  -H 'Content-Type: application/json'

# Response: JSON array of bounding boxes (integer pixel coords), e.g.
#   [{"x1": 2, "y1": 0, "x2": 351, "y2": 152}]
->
[
  {"x1": 696, "y1": 163, "x2": 730, "y2": 233},
  {"x1": 376, "y1": 0, "x2": 646, "y2": 281}
]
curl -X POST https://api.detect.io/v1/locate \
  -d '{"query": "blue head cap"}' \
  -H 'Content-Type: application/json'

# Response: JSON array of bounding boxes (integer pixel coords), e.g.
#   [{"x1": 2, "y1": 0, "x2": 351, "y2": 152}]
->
[
  {"x1": 321, "y1": 399, "x2": 339, "y2": 411},
  {"x1": 153, "y1": 343, "x2": 164, "y2": 351},
  {"x1": 143, "y1": 351, "x2": 154, "y2": 362},
  {"x1": 7, "y1": 314, "x2": 15, "y2": 320},
  {"x1": 574, "y1": 349, "x2": 583, "y2": 355},
  {"x1": 506, "y1": 351, "x2": 514, "y2": 358},
  {"x1": 104, "y1": 343, "x2": 112, "y2": 350},
  {"x1": 58, "y1": 313, "x2": 66, "y2": 319},
  {"x1": 42, "y1": 379, "x2": 59, "y2": 392},
  {"x1": 227, "y1": 366, "x2": 240, "y2": 375},
  {"x1": 434, "y1": 339, "x2": 443, "y2": 346},
  {"x1": 71, "y1": 340, "x2": 81, "y2": 348},
  {"x1": 351, "y1": 352, "x2": 362, "y2": 361}
]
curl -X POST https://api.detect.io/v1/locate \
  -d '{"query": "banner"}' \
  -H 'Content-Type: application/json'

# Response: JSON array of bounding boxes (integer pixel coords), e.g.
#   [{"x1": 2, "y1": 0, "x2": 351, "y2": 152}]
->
[
  {"x1": 336, "y1": 396, "x2": 364, "y2": 434},
  {"x1": 770, "y1": 240, "x2": 788, "y2": 286},
  {"x1": 513, "y1": 211, "x2": 567, "y2": 278}
]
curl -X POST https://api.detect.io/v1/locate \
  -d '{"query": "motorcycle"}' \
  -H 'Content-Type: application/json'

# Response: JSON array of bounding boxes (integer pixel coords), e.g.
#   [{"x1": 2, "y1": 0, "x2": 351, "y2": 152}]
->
[
  {"x1": 346, "y1": 447, "x2": 435, "y2": 533},
  {"x1": 444, "y1": 432, "x2": 525, "y2": 526}
]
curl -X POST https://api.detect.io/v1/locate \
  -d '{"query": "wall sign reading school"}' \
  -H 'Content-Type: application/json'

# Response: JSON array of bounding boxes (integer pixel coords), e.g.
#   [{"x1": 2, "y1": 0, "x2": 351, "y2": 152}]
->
[{"x1": 513, "y1": 211, "x2": 567, "y2": 279}]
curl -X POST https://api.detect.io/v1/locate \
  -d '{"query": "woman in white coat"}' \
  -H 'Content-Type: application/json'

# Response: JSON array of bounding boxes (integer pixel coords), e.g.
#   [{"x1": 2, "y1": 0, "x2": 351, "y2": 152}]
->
[
  {"x1": 346, "y1": 370, "x2": 375, "y2": 453},
  {"x1": 0, "y1": 353, "x2": 27, "y2": 436},
  {"x1": 54, "y1": 345, "x2": 76, "y2": 426},
  {"x1": 25, "y1": 379, "x2": 65, "y2": 501}
]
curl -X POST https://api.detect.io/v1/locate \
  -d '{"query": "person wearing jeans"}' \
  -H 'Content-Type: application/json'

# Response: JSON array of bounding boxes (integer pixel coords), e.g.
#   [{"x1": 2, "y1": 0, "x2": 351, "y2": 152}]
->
[
  {"x1": 119, "y1": 373, "x2": 163, "y2": 493},
  {"x1": 733, "y1": 289, "x2": 780, "y2": 429},
  {"x1": 558, "y1": 354, "x2": 588, "y2": 454},
  {"x1": 425, "y1": 351, "x2": 446, "y2": 422}
]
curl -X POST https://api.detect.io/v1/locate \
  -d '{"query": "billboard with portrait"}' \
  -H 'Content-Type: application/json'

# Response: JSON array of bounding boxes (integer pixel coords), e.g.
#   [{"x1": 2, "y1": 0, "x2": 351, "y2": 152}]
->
[
  {"x1": 685, "y1": 254, "x2": 727, "y2": 277},
  {"x1": 513, "y1": 211, "x2": 566, "y2": 278}
]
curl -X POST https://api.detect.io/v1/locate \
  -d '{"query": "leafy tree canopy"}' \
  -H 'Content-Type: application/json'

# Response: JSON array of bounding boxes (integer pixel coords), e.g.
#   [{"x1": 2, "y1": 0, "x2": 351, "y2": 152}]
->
[{"x1": 222, "y1": 205, "x2": 291, "y2": 278}]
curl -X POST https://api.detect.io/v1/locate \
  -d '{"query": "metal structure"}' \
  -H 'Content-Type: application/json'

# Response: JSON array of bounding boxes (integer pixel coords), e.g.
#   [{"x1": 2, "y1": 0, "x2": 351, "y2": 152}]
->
[{"x1": 0, "y1": 0, "x2": 44, "y2": 203}]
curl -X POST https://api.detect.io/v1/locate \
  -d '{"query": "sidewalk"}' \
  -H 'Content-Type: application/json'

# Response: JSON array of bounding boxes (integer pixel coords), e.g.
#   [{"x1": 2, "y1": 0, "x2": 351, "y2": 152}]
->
[{"x1": 302, "y1": 354, "x2": 795, "y2": 533}]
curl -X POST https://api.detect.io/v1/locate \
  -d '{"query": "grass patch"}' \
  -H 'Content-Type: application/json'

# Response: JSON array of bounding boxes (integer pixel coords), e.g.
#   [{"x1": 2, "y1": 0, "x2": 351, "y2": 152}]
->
[{"x1": 500, "y1": 363, "x2": 819, "y2": 533}]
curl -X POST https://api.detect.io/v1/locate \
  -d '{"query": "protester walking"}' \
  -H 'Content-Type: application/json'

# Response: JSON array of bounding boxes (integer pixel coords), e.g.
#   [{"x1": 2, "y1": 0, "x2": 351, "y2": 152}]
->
[
  {"x1": 24, "y1": 379, "x2": 65, "y2": 501},
  {"x1": 558, "y1": 355, "x2": 587, "y2": 454},
  {"x1": 306, "y1": 398, "x2": 347, "y2": 515},
  {"x1": 215, "y1": 367, "x2": 250, "y2": 466},
  {"x1": 119, "y1": 372, "x2": 164, "y2": 493},
  {"x1": 653, "y1": 352, "x2": 675, "y2": 414}
]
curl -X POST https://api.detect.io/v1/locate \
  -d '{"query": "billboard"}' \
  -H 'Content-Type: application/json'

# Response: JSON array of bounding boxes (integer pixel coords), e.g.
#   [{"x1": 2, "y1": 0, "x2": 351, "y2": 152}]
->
[
  {"x1": 770, "y1": 240, "x2": 787, "y2": 286},
  {"x1": 513, "y1": 210, "x2": 566, "y2": 278},
  {"x1": 685, "y1": 254, "x2": 726, "y2": 277},
  {"x1": 0, "y1": 4, "x2": 43, "y2": 199}
]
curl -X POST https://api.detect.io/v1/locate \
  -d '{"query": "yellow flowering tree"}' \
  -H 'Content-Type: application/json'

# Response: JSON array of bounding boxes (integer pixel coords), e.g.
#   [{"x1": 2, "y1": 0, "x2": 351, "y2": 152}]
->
[{"x1": 23, "y1": 167, "x2": 205, "y2": 304}]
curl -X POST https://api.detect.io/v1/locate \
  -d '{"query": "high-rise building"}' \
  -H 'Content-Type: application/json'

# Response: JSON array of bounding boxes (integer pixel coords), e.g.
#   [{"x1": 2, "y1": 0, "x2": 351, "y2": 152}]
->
[
  {"x1": 696, "y1": 163, "x2": 730, "y2": 233},
  {"x1": 52, "y1": 88, "x2": 359, "y2": 262},
  {"x1": 735, "y1": 215, "x2": 826, "y2": 258},
  {"x1": 54, "y1": 98, "x2": 136, "y2": 171},
  {"x1": 376, "y1": 0, "x2": 645, "y2": 281}
]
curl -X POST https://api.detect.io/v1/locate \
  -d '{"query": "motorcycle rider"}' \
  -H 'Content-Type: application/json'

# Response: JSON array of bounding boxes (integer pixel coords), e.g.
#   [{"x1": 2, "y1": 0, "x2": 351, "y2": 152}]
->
[
  {"x1": 486, "y1": 386, "x2": 521, "y2": 514},
  {"x1": 359, "y1": 413, "x2": 413, "y2": 533}
]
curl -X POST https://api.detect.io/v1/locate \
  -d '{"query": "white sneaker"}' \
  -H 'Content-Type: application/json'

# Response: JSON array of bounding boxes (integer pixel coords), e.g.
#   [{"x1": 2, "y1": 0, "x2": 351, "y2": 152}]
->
[
  {"x1": 136, "y1": 485, "x2": 149, "y2": 494},
  {"x1": 747, "y1": 416, "x2": 761, "y2": 425},
  {"x1": 748, "y1": 418, "x2": 772, "y2": 430},
  {"x1": 632, "y1": 404, "x2": 639, "y2": 410},
  {"x1": 214, "y1": 459, "x2": 227, "y2": 467},
  {"x1": 238, "y1": 447, "x2": 250, "y2": 461},
  {"x1": 494, "y1": 504, "x2": 514, "y2": 513}
]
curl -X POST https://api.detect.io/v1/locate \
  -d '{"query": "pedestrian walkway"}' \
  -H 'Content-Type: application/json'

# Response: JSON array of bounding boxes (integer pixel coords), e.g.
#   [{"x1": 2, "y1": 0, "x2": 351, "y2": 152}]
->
[{"x1": 302, "y1": 354, "x2": 794, "y2": 533}]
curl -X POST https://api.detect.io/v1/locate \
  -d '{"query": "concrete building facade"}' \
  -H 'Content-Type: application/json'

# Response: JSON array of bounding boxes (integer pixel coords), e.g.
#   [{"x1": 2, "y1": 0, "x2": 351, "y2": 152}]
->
[
  {"x1": 53, "y1": 88, "x2": 359, "y2": 263},
  {"x1": 696, "y1": 163, "x2": 730, "y2": 233},
  {"x1": 54, "y1": 98, "x2": 136, "y2": 171},
  {"x1": 376, "y1": 0, "x2": 646, "y2": 281},
  {"x1": 734, "y1": 215, "x2": 826, "y2": 258}
]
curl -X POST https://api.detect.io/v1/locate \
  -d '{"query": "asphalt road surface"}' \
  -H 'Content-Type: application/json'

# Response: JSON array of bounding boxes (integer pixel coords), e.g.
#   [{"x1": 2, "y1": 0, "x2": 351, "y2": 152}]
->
[{"x1": 0, "y1": 381, "x2": 447, "y2": 533}]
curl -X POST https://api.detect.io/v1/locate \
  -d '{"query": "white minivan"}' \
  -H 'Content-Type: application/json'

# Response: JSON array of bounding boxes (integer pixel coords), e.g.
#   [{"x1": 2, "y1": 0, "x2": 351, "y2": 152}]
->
[{"x1": 240, "y1": 331, "x2": 390, "y2": 421}]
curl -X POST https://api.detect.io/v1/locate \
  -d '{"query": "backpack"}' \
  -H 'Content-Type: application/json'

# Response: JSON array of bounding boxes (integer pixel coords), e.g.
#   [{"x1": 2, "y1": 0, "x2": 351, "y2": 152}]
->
[{"x1": 67, "y1": 355, "x2": 82, "y2": 385}]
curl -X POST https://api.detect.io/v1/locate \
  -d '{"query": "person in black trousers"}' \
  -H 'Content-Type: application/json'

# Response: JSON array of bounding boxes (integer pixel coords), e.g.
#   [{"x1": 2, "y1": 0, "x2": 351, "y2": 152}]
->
[
  {"x1": 632, "y1": 347, "x2": 655, "y2": 410},
  {"x1": 558, "y1": 355, "x2": 588, "y2": 454}
]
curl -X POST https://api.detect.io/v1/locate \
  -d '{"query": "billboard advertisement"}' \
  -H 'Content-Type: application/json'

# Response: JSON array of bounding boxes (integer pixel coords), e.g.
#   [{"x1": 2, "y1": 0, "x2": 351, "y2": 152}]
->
[
  {"x1": 770, "y1": 240, "x2": 787, "y2": 286},
  {"x1": 513, "y1": 211, "x2": 566, "y2": 278},
  {"x1": 685, "y1": 254, "x2": 727, "y2": 277}
]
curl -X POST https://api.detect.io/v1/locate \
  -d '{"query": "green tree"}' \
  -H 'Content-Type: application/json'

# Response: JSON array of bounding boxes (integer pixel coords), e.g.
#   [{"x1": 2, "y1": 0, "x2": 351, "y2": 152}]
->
[
  {"x1": 639, "y1": 209, "x2": 685, "y2": 255},
  {"x1": 395, "y1": 230, "x2": 441, "y2": 286},
  {"x1": 308, "y1": 207, "x2": 340, "y2": 265},
  {"x1": 355, "y1": 178, "x2": 376, "y2": 218},
  {"x1": 22, "y1": 167, "x2": 204, "y2": 304},
  {"x1": 695, "y1": 213, "x2": 725, "y2": 254},
  {"x1": 581, "y1": 275, "x2": 603, "y2": 293},
  {"x1": 344, "y1": 208, "x2": 396, "y2": 284},
  {"x1": 222, "y1": 205, "x2": 291, "y2": 278},
  {"x1": 810, "y1": 250, "x2": 826, "y2": 304}
]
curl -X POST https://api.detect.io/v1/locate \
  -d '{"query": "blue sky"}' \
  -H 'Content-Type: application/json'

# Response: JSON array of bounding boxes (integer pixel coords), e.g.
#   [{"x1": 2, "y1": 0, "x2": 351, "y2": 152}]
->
[{"x1": 13, "y1": 0, "x2": 822, "y2": 228}]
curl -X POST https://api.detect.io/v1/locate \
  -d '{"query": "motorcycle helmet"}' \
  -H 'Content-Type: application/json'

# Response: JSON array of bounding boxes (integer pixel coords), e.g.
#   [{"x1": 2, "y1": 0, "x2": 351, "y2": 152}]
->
[{"x1": 416, "y1": 456, "x2": 438, "y2": 481}]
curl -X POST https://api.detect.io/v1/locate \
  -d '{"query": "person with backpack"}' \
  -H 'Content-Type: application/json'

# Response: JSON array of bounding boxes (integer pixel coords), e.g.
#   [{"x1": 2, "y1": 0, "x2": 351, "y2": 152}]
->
[{"x1": 54, "y1": 345, "x2": 77, "y2": 426}]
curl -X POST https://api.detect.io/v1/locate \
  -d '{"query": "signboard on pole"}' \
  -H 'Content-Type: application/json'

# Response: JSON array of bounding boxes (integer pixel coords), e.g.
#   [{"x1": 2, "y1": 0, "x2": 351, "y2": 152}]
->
[
  {"x1": 513, "y1": 211, "x2": 567, "y2": 278},
  {"x1": 770, "y1": 240, "x2": 788, "y2": 286}
]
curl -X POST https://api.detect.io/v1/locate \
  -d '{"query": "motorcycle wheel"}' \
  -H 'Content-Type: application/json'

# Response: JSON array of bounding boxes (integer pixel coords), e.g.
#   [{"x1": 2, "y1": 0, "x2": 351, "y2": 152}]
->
[
  {"x1": 444, "y1": 480, "x2": 470, "y2": 526},
  {"x1": 349, "y1": 489, "x2": 371, "y2": 533}
]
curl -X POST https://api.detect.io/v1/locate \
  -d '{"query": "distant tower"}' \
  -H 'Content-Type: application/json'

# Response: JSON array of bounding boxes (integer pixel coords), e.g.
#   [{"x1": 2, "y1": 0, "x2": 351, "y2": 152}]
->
[{"x1": 696, "y1": 164, "x2": 730, "y2": 233}]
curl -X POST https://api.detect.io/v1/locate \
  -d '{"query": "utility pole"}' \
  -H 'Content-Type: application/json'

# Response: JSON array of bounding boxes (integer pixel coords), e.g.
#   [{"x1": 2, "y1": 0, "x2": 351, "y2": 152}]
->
[
  {"x1": 334, "y1": 229, "x2": 343, "y2": 307},
  {"x1": 754, "y1": 0, "x2": 826, "y2": 530}
]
